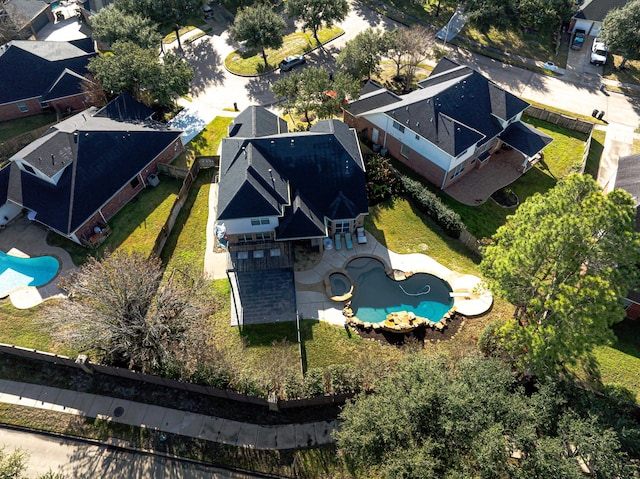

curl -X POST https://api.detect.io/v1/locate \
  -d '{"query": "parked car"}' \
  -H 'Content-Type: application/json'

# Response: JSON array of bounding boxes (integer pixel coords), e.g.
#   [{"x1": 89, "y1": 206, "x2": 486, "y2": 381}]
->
[
  {"x1": 590, "y1": 38, "x2": 608, "y2": 65},
  {"x1": 571, "y1": 29, "x2": 586, "y2": 50},
  {"x1": 203, "y1": 4, "x2": 214, "y2": 19},
  {"x1": 279, "y1": 55, "x2": 306, "y2": 72}
]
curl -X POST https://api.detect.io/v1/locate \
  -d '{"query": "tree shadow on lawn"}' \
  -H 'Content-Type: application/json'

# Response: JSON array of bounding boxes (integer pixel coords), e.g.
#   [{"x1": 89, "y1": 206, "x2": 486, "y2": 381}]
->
[{"x1": 611, "y1": 318, "x2": 640, "y2": 360}]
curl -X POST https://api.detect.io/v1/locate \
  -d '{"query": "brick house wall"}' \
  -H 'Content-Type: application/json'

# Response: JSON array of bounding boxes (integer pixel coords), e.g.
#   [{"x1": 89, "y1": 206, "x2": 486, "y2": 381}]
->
[
  {"x1": 0, "y1": 93, "x2": 89, "y2": 121},
  {"x1": 74, "y1": 136, "x2": 183, "y2": 241}
]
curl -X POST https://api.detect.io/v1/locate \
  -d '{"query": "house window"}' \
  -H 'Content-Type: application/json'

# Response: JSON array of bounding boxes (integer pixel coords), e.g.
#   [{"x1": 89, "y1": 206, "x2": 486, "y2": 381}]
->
[
  {"x1": 17, "y1": 102, "x2": 28, "y2": 113},
  {"x1": 250, "y1": 217, "x2": 270, "y2": 226},
  {"x1": 334, "y1": 221, "x2": 350, "y2": 233},
  {"x1": 237, "y1": 234, "x2": 252, "y2": 242},
  {"x1": 255, "y1": 232, "x2": 271, "y2": 241},
  {"x1": 450, "y1": 163, "x2": 466, "y2": 179},
  {"x1": 400, "y1": 144, "x2": 410, "y2": 158},
  {"x1": 22, "y1": 164, "x2": 36, "y2": 175},
  {"x1": 392, "y1": 121, "x2": 405, "y2": 134},
  {"x1": 130, "y1": 177, "x2": 140, "y2": 188}
]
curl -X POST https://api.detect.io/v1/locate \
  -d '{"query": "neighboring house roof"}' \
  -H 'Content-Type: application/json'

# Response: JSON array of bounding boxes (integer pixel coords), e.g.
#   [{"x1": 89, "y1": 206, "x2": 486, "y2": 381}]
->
[
  {"x1": 614, "y1": 154, "x2": 640, "y2": 207},
  {"x1": 228, "y1": 105, "x2": 289, "y2": 138},
  {"x1": 346, "y1": 58, "x2": 530, "y2": 157},
  {"x1": 94, "y1": 91, "x2": 154, "y2": 121},
  {"x1": 499, "y1": 122, "x2": 553, "y2": 157},
  {"x1": 574, "y1": 0, "x2": 629, "y2": 21},
  {"x1": 0, "y1": 0, "x2": 49, "y2": 28},
  {"x1": 6, "y1": 95, "x2": 182, "y2": 236},
  {"x1": 0, "y1": 40, "x2": 95, "y2": 106},
  {"x1": 218, "y1": 108, "x2": 368, "y2": 239}
]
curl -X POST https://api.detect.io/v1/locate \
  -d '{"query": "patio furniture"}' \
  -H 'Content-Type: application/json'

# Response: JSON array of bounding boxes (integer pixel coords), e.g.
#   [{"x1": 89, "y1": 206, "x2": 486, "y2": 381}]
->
[
  {"x1": 335, "y1": 233, "x2": 343, "y2": 250},
  {"x1": 345, "y1": 232, "x2": 354, "y2": 250},
  {"x1": 356, "y1": 226, "x2": 367, "y2": 244}
]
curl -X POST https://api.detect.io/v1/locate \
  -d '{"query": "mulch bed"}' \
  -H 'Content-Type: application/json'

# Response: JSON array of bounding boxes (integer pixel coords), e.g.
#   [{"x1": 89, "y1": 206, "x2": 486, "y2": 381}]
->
[{"x1": 351, "y1": 313, "x2": 465, "y2": 346}]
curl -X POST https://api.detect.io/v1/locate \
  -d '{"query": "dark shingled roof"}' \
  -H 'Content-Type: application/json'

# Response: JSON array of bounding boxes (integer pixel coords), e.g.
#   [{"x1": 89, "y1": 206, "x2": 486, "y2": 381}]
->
[
  {"x1": 7, "y1": 95, "x2": 182, "y2": 235},
  {"x1": 614, "y1": 154, "x2": 640, "y2": 207},
  {"x1": 94, "y1": 91, "x2": 153, "y2": 121},
  {"x1": 228, "y1": 105, "x2": 288, "y2": 138},
  {"x1": 218, "y1": 108, "x2": 367, "y2": 239},
  {"x1": 348, "y1": 57, "x2": 531, "y2": 157},
  {"x1": 574, "y1": 0, "x2": 629, "y2": 21},
  {"x1": 0, "y1": 40, "x2": 95, "y2": 105},
  {"x1": 0, "y1": 166, "x2": 10, "y2": 206},
  {"x1": 499, "y1": 122, "x2": 554, "y2": 158}
]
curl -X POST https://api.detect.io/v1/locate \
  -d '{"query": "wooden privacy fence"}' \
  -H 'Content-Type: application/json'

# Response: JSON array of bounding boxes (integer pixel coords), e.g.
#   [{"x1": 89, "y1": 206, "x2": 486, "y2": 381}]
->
[
  {"x1": 524, "y1": 106, "x2": 594, "y2": 135},
  {"x1": 0, "y1": 344, "x2": 353, "y2": 409},
  {"x1": 0, "y1": 123, "x2": 56, "y2": 163}
]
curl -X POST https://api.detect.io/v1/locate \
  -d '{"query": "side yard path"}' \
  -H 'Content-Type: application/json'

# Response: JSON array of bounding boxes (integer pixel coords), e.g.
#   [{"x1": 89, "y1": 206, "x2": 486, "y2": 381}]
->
[{"x1": 0, "y1": 379, "x2": 338, "y2": 450}]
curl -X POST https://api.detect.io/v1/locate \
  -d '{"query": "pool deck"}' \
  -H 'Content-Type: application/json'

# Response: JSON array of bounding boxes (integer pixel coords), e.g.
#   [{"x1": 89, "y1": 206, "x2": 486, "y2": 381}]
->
[
  {"x1": 0, "y1": 217, "x2": 76, "y2": 309},
  {"x1": 294, "y1": 231, "x2": 493, "y2": 325}
]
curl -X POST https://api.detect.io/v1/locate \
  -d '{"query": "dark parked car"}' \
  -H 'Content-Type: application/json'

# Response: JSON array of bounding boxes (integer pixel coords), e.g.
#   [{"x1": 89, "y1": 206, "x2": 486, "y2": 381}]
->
[
  {"x1": 203, "y1": 4, "x2": 214, "y2": 19},
  {"x1": 571, "y1": 29, "x2": 586, "y2": 50},
  {"x1": 279, "y1": 55, "x2": 306, "y2": 72}
]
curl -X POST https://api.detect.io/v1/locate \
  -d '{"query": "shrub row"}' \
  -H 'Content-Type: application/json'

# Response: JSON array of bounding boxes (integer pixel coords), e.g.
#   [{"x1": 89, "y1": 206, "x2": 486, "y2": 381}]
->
[{"x1": 400, "y1": 176, "x2": 464, "y2": 238}]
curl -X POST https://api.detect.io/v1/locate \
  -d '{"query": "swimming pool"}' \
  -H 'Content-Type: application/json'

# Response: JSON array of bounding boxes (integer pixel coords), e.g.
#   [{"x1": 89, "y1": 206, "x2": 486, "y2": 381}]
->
[
  {"x1": 345, "y1": 257, "x2": 453, "y2": 324},
  {"x1": 0, "y1": 251, "x2": 60, "y2": 298}
]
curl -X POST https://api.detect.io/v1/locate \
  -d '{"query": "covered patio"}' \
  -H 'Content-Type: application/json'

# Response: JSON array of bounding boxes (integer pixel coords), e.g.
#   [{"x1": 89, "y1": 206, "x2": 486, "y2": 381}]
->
[{"x1": 445, "y1": 122, "x2": 553, "y2": 206}]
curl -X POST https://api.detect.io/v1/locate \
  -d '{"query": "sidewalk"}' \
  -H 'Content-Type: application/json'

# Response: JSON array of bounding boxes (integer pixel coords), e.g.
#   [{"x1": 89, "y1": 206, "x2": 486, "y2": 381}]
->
[{"x1": 0, "y1": 379, "x2": 338, "y2": 450}]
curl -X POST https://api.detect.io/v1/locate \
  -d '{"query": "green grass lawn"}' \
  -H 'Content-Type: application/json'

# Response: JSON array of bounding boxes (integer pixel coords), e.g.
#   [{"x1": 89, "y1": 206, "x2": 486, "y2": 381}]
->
[
  {"x1": 225, "y1": 26, "x2": 343, "y2": 75},
  {"x1": 603, "y1": 55, "x2": 640, "y2": 86},
  {"x1": 0, "y1": 113, "x2": 57, "y2": 142},
  {"x1": 173, "y1": 116, "x2": 233, "y2": 169},
  {"x1": 461, "y1": 25, "x2": 555, "y2": 63}
]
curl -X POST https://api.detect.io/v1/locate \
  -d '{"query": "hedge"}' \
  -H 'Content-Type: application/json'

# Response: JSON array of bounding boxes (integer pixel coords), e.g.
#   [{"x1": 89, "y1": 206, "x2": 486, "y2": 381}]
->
[{"x1": 400, "y1": 176, "x2": 465, "y2": 238}]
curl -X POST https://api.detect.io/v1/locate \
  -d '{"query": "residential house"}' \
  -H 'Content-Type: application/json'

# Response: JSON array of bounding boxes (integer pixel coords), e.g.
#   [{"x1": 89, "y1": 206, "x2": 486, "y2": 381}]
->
[
  {"x1": 0, "y1": 38, "x2": 96, "y2": 121},
  {"x1": 343, "y1": 57, "x2": 552, "y2": 192},
  {"x1": 611, "y1": 153, "x2": 640, "y2": 319},
  {"x1": 0, "y1": 0, "x2": 52, "y2": 41},
  {"x1": 217, "y1": 106, "x2": 368, "y2": 325},
  {"x1": 569, "y1": 0, "x2": 629, "y2": 36},
  {"x1": 0, "y1": 93, "x2": 183, "y2": 245}
]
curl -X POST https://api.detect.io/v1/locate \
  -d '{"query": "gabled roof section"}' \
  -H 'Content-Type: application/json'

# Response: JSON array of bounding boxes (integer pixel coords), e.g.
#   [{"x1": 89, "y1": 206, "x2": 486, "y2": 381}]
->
[
  {"x1": 345, "y1": 84, "x2": 402, "y2": 116},
  {"x1": 499, "y1": 122, "x2": 553, "y2": 158},
  {"x1": 94, "y1": 92, "x2": 154, "y2": 122},
  {"x1": 276, "y1": 192, "x2": 326, "y2": 240},
  {"x1": 574, "y1": 0, "x2": 629, "y2": 21},
  {"x1": 41, "y1": 68, "x2": 89, "y2": 102},
  {"x1": 349, "y1": 57, "x2": 531, "y2": 156},
  {"x1": 228, "y1": 105, "x2": 289, "y2": 138},
  {"x1": 614, "y1": 154, "x2": 640, "y2": 207},
  {"x1": 218, "y1": 108, "x2": 368, "y2": 236},
  {"x1": 7, "y1": 95, "x2": 182, "y2": 235},
  {"x1": 0, "y1": 40, "x2": 95, "y2": 105}
]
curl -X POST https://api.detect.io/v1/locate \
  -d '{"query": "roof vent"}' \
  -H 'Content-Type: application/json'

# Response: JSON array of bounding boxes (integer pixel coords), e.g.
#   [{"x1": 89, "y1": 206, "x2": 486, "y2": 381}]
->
[
  {"x1": 51, "y1": 154, "x2": 55, "y2": 164},
  {"x1": 38, "y1": 157, "x2": 42, "y2": 163},
  {"x1": 416, "y1": 122, "x2": 420, "y2": 127},
  {"x1": 73, "y1": 132, "x2": 78, "y2": 144},
  {"x1": 406, "y1": 119, "x2": 410, "y2": 125},
  {"x1": 405, "y1": 106, "x2": 409, "y2": 111}
]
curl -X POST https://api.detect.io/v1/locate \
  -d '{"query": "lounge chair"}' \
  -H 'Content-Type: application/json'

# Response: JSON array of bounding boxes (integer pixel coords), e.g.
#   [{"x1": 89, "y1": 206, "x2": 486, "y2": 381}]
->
[
  {"x1": 356, "y1": 226, "x2": 367, "y2": 244},
  {"x1": 335, "y1": 233, "x2": 343, "y2": 250},
  {"x1": 345, "y1": 232, "x2": 354, "y2": 250}
]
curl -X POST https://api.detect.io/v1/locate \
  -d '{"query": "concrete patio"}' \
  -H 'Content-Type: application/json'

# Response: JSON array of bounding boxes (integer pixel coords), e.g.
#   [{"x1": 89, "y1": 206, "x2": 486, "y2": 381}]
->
[{"x1": 444, "y1": 149, "x2": 526, "y2": 206}]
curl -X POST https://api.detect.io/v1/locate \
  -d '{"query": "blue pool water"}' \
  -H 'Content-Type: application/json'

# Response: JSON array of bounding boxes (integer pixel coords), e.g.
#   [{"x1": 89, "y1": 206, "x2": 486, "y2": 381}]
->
[
  {"x1": 346, "y1": 257, "x2": 453, "y2": 323},
  {"x1": 0, "y1": 251, "x2": 60, "y2": 297}
]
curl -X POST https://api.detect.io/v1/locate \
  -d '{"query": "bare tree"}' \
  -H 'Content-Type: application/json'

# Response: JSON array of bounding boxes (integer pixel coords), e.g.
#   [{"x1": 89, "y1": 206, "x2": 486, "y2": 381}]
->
[
  {"x1": 401, "y1": 26, "x2": 436, "y2": 91},
  {"x1": 385, "y1": 28, "x2": 413, "y2": 79},
  {"x1": 42, "y1": 251, "x2": 212, "y2": 374},
  {"x1": 81, "y1": 75, "x2": 108, "y2": 108}
]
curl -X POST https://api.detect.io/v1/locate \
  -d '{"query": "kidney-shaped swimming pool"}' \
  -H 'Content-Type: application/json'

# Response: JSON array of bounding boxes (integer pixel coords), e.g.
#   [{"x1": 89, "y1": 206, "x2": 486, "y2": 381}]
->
[
  {"x1": 0, "y1": 251, "x2": 60, "y2": 298},
  {"x1": 345, "y1": 257, "x2": 453, "y2": 323}
]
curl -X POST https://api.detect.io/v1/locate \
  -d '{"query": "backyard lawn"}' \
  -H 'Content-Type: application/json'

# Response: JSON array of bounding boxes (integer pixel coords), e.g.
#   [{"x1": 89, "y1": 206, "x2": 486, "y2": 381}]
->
[{"x1": 0, "y1": 113, "x2": 57, "y2": 142}]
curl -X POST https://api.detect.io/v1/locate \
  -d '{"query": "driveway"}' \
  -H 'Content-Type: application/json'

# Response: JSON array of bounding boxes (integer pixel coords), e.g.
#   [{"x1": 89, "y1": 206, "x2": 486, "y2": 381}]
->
[{"x1": 566, "y1": 35, "x2": 603, "y2": 84}]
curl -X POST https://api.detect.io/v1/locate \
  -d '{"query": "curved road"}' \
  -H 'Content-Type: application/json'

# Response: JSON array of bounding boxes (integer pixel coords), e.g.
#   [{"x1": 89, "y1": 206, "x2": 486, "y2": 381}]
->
[{"x1": 0, "y1": 427, "x2": 266, "y2": 479}]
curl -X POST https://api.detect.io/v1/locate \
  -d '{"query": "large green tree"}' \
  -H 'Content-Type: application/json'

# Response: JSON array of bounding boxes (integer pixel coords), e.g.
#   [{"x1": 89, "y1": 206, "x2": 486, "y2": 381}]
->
[
  {"x1": 90, "y1": 3, "x2": 161, "y2": 49},
  {"x1": 271, "y1": 66, "x2": 359, "y2": 127},
  {"x1": 116, "y1": 0, "x2": 201, "y2": 50},
  {"x1": 230, "y1": 4, "x2": 286, "y2": 67},
  {"x1": 336, "y1": 354, "x2": 638, "y2": 479},
  {"x1": 285, "y1": 0, "x2": 349, "y2": 47},
  {"x1": 480, "y1": 174, "x2": 640, "y2": 377},
  {"x1": 336, "y1": 28, "x2": 391, "y2": 81},
  {"x1": 599, "y1": 0, "x2": 640, "y2": 68},
  {"x1": 88, "y1": 41, "x2": 193, "y2": 107}
]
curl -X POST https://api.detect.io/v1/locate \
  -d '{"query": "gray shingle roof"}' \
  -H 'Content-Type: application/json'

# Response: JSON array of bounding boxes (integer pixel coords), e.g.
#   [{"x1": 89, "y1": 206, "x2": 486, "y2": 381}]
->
[
  {"x1": 0, "y1": 40, "x2": 95, "y2": 105},
  {"x1": 218, "y1": 108, "x2": 367, "y2": 239},
  {"x1": 615, "y1": 154, "x2": 640, "y2": 207},
  {"x1": 228, "y1": 105, "x2": 289, "y2": 138},
  {"x1": 349, "y1": 57, "x2": 531, "y2": 157},
  {"x1": 574, "y1": 0, "x2": 629, "y2": 21},
  {"x1": 499, "y1": 122, "x2": 554, "y2": 157},
  {"x1": 7, "y1": 95, "x2": 182, "y2": 235}
]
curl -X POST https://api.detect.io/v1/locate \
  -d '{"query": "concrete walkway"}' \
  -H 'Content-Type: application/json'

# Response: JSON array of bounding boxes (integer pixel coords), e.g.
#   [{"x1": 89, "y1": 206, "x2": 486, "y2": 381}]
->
[
  {"x1": 0, "y1": 379, "x2": 338, "y2": 450},
  {"x1": 596, "y1": 123, "x2": 637, "y2": 193}
]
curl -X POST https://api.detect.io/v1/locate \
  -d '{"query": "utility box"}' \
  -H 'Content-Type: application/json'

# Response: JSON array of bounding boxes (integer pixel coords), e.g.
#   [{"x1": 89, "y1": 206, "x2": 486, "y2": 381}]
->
[{"x1": 147, "y1": 174, "x2": 160, "y2": 187}]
